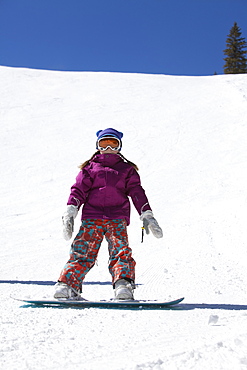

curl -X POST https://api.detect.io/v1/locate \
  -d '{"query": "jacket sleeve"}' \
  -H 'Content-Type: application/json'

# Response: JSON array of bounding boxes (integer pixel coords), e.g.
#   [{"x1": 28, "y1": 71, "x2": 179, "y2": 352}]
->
[
  {"x1": 125, "y1": 167, "x2": 152, "y2": 215},
  {"x1": 67, "y1": 169, "x2": 93, "y2": 209}
]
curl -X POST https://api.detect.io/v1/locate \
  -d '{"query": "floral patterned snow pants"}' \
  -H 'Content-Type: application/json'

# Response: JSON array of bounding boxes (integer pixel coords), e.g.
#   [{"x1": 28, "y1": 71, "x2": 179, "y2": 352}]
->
[{"x1": 58, "y1": 219, "x2": 136, "y2": 292}]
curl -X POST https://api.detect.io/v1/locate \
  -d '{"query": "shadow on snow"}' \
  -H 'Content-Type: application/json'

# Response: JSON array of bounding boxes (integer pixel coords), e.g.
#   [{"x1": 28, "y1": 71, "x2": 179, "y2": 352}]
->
[
  {"x1": 0, "y1": 280, "x2": 112, "y2": 286},
  {"x1": 179, "y1": 303, "x2": 247, "y2": 311}
]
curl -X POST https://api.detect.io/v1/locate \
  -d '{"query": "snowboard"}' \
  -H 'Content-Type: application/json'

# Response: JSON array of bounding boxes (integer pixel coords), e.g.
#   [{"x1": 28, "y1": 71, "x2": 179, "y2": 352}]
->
[{"x1": 14, "y1": 297, "x2": 184, "y2": 309}]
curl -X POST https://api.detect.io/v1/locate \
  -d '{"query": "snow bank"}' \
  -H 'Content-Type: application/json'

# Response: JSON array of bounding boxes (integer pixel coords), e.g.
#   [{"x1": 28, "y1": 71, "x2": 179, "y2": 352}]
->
[{"x1": 1, "y1": 66, "x2": 247, "y2": 369}]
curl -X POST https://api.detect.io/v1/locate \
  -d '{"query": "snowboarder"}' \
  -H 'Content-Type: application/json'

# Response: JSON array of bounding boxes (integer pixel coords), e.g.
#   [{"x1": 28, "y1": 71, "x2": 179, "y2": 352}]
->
[{"x1": 54, "y1": 128, "x2": 163, "y2": 300}]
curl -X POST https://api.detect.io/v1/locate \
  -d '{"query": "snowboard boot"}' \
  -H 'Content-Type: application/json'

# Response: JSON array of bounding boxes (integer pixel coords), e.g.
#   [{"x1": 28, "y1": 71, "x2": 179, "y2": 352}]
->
[
  {"x1": 114, "y1": 279, "x2": 134, "y2": 300},
  {"x1": 54, "y1": 282, "x2": 80, "y2": 300}
]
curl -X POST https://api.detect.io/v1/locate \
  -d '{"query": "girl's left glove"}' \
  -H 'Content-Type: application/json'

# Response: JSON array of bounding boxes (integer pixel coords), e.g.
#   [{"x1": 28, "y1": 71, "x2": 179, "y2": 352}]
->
[
  {"x1": 62, "y1": 205, "x2": 78, "y2": 241},
  {"x1": 140, "y1": 210, "x2": 163, "y2": 239}
]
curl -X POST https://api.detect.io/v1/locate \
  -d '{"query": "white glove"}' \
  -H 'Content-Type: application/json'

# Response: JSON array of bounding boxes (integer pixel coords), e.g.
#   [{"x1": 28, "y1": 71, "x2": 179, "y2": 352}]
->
[
  {"x1": 62, "y1": 205, "x2": 78, "y2": 240},
  {"x1": 140, "y1": 210, "x2": 163, "y2": 239}
]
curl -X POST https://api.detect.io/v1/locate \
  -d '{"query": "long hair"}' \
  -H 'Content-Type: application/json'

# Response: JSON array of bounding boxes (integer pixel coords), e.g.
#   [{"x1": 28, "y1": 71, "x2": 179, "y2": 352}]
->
[
  {"x1": 118, "y1": 153, "x2": 139, "y2": 171},
  {"x1": 79, "y1": 151, "x2": 139, "y2": 171},
  {"x1": 79, "y1": 151, "x2": 100, "y2": 170}
]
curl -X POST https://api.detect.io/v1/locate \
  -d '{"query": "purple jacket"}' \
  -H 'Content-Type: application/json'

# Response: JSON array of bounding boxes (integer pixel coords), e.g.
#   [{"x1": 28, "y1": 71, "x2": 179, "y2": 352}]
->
[{"x1": 67, "y1": 153, "x2": 151, "y2": 225}]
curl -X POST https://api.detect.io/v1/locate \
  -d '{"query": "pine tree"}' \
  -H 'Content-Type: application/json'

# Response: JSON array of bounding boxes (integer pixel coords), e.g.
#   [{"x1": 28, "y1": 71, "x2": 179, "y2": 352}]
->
[{"x1": 223, "y1": 22, "x2": 247, "y2": 74}]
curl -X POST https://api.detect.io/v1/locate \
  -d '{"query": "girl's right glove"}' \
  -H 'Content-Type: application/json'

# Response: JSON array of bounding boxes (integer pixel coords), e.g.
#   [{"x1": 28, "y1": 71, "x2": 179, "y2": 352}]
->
[
  {"x1": 62, "y1": 205, "x2": 78, "y2": 240},
  {"x1": 140, "y1": 210, "x2": 163, "y2": 239}
]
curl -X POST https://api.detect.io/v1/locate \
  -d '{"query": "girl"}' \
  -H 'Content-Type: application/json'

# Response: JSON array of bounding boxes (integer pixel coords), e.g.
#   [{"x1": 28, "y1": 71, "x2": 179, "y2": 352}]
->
[{"x1": 54, "y1": 128, "x2": 163, "y2": 300}]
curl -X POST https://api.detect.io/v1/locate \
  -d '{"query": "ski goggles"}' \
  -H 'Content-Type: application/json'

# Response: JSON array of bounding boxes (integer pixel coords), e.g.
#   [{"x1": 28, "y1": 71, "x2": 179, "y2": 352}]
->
[{"x1": 97, "y1": 137, "x2": 121, "y2": 151}]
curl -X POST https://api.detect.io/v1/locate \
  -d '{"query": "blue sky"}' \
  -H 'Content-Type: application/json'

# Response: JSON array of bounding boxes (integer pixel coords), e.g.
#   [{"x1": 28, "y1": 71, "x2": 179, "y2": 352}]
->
[{"x1": 0, "y1": 0, "x2": 246, "y2": 76}]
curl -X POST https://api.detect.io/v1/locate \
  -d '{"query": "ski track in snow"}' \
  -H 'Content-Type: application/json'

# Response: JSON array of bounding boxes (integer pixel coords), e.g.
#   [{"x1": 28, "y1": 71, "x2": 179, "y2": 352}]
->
[{"x1": 1, "y1": 67, "x2": 247, "y2": 369}]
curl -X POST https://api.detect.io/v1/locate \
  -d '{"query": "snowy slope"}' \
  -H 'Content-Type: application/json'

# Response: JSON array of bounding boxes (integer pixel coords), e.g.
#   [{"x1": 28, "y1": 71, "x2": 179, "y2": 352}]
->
[{"x1": 1, "y1": 66, "x2": 247, "y2": 369}]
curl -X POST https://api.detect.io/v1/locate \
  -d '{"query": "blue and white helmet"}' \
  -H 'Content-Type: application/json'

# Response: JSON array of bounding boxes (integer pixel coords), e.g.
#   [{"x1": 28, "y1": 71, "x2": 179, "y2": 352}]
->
[{"x1": 96, "y1": 128, "x2": 123, "y2": 151}]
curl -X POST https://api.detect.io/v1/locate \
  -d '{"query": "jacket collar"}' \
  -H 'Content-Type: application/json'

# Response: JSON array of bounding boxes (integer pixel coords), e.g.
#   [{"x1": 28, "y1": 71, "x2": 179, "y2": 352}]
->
[{"x1": 92, "y1": 153, "x2": 123, "y2": 167}]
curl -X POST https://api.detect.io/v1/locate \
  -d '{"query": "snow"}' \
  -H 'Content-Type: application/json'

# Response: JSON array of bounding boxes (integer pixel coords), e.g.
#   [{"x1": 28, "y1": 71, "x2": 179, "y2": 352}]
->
[{"x1": 1, "y1": 66, "x2": 247, "y2": 369}]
